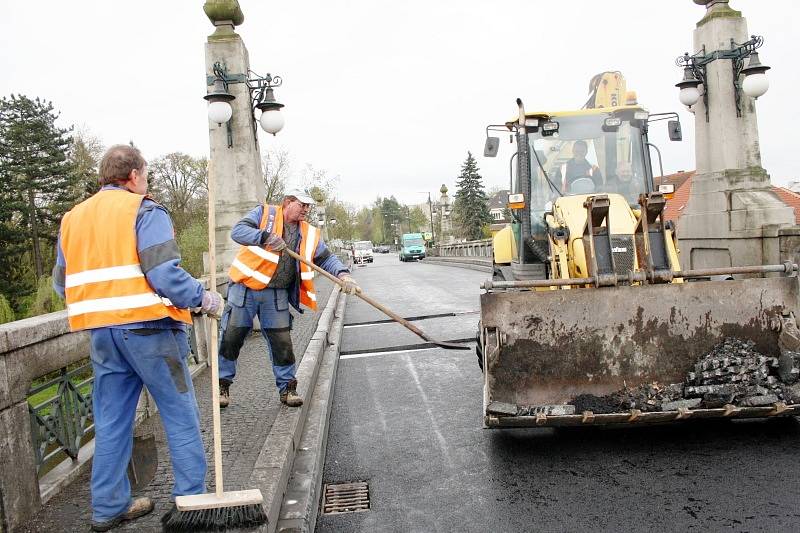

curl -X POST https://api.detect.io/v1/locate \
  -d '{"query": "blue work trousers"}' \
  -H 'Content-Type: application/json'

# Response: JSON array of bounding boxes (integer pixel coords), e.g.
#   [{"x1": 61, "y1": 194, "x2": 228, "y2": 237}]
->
[
  {"x1": 218, "y1": 286, "x2": 296, "y2": 391},
  {"x1": 89, "y1": 327, "x2": 206, "y2": 522}
]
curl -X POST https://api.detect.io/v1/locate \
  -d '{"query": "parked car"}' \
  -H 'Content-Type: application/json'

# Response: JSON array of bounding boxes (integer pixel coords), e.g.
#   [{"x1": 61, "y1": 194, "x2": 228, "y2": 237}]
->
[
  {"x1": 375, "y1": 245, "x2": 391, "y2": 253},
  {"x1": 352, "y1": 240, "x2": 374, "y2": 264}
]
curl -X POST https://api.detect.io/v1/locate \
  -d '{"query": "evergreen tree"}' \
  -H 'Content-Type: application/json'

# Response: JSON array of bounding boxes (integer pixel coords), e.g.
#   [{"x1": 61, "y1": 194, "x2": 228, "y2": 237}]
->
[
  {"x1": 451, "y1": 152, "x2": 491, "y2": 240},
  {"x1": 0, "y1": 94, "x2": 77, "y2": 311}
]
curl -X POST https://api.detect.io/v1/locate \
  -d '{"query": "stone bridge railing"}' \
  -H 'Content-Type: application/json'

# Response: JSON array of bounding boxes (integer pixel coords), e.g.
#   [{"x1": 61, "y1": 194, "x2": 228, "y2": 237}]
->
[
  {"x1": 438, "y1": 239, "x2": 493, "y2": 258},
  {"x1": 0, "y1": 288, "x2": 218, "y2": 532}
]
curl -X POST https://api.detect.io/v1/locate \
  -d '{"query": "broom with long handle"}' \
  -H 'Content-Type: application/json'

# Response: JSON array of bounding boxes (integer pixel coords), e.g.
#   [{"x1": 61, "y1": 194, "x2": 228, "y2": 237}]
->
[{"x1": 163, "y1": 159, "x2": 267, "y2": 531}]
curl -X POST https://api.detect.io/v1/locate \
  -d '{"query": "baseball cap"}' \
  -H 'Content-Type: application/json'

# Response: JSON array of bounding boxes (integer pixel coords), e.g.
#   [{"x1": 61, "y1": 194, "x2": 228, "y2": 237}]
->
[{"x1": 284, "y1": 189, "x2": 315, "y2": 205}]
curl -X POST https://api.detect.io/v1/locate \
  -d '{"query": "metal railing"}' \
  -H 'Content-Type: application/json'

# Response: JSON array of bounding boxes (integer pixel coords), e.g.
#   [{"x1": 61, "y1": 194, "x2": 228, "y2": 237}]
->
[{"x1": 28, "y1": 362, "x2": 94, "y2": 474}]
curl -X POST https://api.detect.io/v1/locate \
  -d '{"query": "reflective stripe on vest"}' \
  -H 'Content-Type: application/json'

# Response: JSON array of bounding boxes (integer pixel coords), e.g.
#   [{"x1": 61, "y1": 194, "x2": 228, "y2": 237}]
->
[
  {"x1": 60, "y1": 189, "x2": 192, "y2": 331},
  {"x1": 228, "y1": 203, "x2": 319, "y2": 309},
  {"x1": 299, "y1": 224, "x2": 320, "y2": 310}
]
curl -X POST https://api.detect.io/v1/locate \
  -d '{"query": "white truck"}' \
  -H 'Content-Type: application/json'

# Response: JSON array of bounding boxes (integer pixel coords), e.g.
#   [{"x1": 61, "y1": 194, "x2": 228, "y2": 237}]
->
[{"x1": 352, "y1": 240, "x2": 374, "y2": 265}]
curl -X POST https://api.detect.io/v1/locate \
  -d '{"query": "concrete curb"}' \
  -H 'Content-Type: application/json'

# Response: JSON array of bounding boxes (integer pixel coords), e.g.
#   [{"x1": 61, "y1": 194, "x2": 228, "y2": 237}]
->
[
  {"x1": 275, "y1": 290, "x2": 347, "y2": 532},
  {"x1": 250, "y1": 287, "x2": 342, "y2": 532},
  {"x1": 423, "y1": 256, "x2": 493, "y2": 273}
]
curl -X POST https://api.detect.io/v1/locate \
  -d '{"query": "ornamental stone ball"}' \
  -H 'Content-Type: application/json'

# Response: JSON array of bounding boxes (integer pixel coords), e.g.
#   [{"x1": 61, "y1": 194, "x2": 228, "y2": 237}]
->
[
  {"x1": 204, "y1": 0, "x2": 245, "y2": 27},
  {"x1": 693, "y1": 0, "x2": 729, "y2": 7}
]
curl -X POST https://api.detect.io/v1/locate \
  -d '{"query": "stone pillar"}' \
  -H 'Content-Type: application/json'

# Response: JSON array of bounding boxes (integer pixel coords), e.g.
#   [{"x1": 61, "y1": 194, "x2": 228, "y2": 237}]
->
[
  {"x1": 677, "y1": 0, "x2": 794, "y2": 270},
  {"x1": 437, "y1": 184, "x2": 452, "y2": 242},
  {"x1": 204, "y1": 0, "x2": 264, "y2": 271}
]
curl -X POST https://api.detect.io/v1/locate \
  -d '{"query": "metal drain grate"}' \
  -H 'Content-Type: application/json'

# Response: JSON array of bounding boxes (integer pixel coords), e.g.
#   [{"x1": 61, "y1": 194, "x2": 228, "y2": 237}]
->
[{"x1": 322, "y1": 481, "x2": 370, "y2": 514}]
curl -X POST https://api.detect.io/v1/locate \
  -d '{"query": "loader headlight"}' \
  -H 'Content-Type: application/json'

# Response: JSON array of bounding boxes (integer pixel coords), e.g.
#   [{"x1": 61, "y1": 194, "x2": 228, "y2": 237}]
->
[
  {"x1": 602, "y1": 117, "x2": 622, "y2": 132},
  {"x1": 541, "y1": 121, "x2": 559, "y2": 137},
  {"x1": 507, "y1": 193, "x2": 525, "y2": 210}
]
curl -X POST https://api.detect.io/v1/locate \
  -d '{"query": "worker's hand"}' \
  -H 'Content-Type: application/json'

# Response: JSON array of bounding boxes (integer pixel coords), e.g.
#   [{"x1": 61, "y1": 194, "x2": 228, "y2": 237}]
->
[
  {"x1": 261, "y1": 231, "x2": 287, "y2": 252},
  {"x1": 200, "y1": 290, "x2": 224, "y2": 319},
  {"x1": 338, "y1": 273, "x2": 361, "y2": 295}
]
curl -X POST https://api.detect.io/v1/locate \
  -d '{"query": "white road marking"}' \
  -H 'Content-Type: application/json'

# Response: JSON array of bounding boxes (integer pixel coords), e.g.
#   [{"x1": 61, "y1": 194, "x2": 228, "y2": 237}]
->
[{"x1": 403, "y1": 353, "x2": 454, "y2": 469}]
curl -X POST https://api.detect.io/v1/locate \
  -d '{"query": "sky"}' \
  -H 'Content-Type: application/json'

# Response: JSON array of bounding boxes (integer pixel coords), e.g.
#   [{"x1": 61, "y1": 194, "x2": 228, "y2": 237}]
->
[{"x1": 2, "y1": 0, "x2": 799, "y2": 208}]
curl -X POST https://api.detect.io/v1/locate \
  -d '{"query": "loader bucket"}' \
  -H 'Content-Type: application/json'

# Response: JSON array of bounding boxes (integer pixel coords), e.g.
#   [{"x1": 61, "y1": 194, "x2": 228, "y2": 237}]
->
[{"x1": 480, "y1": 276, "x2": 800, "y2": 427}]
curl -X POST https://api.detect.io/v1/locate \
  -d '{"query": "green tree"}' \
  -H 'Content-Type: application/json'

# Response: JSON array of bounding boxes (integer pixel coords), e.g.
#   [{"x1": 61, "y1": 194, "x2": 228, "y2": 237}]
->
[
  {"x1": 176, "y1": 219, "x2": 209, "y2": 277},
  {"x1": 28, "y1": 275, "x2": 65, "y2": 316},
  {"x1": 0, "y1": 95, "x2": 77, "y2": 311},
  {"x1": 69, "y1": 128, "x2": 104, "y2": 201},
  {"x1": 325, "y1": 198, "x2": 355, "y2": 242},
  {"x1": 263, "y1": 148, "x2": 289, "y2": 203},
  {"x1": 0, "y1": 294, "x2": 14, "y2": 324},
  {"x1": 451, "y1": 152, "x2": 491, "y2": 240},
  {"x1": 379, "y1": 196, "x2": 402, "y2": 243},
  {"x1": 353, "y1": 206, "x2": 379, "y2": 243},
  {"x1": 409, "y1": 206, "x2": 429, "y2": 233},
  {"x1": 149, "y1": 153, "x2": 208, "y2": 233}
]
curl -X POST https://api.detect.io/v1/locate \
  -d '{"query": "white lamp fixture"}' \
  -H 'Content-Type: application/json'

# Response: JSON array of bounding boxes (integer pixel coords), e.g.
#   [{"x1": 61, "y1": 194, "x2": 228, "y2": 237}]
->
[
  {"x1": 204, "y1": 76, "x2": 235, "y2": 126},
  {"x1": 676, "y1": 65, "x2": 702, "y2": 107},
  {"x1": 740, "y1": 52, "x2": 771, "y2": 99},
  {"x1": 257, "y1": 87, "x2": 285, "y2": 135},
  {"x1": 207, "y1": 100, "x2": 233, "y2": 125}
]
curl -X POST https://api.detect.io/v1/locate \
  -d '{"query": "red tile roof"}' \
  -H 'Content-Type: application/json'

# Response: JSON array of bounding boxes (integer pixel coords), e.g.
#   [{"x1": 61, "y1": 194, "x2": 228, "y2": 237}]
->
[
  {"x1": 662, "y1": 172, "x2": 800, "y2": 225},
  {"x1": 772, "y1": 187, "x2": 800, "y2": 224},
  {"x1": 662, "y1": 175, "x2": 693, "y2": 223},
  {"x1": 659, "y1": 170, "x2": 694, "y2": 190}
]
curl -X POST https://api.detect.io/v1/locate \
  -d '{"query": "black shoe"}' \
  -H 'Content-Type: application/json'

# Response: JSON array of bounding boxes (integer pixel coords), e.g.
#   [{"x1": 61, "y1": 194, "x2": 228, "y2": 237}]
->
[
  {"x1": 219, "y1": 379, "x2": 231, "y2": 408},
  {"x1": 91, "y1": 497, "x2": 154, "y2": 531}
]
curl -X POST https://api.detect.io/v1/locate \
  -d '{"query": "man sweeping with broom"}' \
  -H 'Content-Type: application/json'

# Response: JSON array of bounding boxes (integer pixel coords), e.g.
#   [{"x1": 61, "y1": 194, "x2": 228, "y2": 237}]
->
[
  {"x1": 216, "y1": 189, "x2": 360, "y2": 408},
  {"x1": 53, "y1": 145, "x2": 223, "y2": 531}
]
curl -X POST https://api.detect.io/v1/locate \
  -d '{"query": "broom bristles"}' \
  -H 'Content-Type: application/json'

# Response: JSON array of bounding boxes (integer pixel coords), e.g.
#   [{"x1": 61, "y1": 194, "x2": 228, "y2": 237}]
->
[{"x1": 161, "y1": 503, "x2": 267, "y2": 532}]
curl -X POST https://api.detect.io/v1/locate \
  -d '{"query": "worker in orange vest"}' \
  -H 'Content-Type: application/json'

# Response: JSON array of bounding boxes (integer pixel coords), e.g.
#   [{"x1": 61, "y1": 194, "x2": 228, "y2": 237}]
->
[
  {"x1": 53, "y1": 145, "x2": 222, "y2": 531},
  {"x1": 218, "y1": 190, "x2": 359, "y2": 408}
]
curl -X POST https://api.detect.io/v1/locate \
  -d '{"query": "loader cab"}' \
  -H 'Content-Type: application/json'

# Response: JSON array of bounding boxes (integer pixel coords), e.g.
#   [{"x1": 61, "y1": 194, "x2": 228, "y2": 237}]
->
[
  {"x1": 482, "y1": 106, "x2": 654, "y2": 247},
  {"x1": 521, "y1": 107, "x2": 653, "y2": 233}
]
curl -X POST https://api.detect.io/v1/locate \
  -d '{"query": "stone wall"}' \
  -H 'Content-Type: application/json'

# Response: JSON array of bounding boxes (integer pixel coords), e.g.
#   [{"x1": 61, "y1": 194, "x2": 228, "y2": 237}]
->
[{"x1": 0, "y1": 310, "x2": 213, "y2": 532}]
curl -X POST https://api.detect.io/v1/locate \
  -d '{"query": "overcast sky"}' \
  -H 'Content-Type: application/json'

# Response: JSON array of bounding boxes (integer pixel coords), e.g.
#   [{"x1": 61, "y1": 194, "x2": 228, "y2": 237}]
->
[{"x1": 2, "y1": 0, "x2": 798, "y2": 207}]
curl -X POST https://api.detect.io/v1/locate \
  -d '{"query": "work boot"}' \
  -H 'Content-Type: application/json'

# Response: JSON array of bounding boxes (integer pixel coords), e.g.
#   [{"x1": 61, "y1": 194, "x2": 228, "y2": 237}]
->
[
  {"x1": 91, "y1": 496, "x2": 154, "y2": 531},
  {"x1": 280, "y1": 380, "x2": 303, "y2": 407},
  {"x1": 219, "y1": 379, "x2": 231, "y2": 408}
]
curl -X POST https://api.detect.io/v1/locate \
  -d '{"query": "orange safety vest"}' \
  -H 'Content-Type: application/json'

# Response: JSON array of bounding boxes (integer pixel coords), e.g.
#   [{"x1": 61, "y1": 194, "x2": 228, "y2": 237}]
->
[
  {"x1": 60, "y1": 189, "x2": 192, "y2": 331},
  {"x1": 228, "y1": 204, "x2": 320, "y2": 310}
]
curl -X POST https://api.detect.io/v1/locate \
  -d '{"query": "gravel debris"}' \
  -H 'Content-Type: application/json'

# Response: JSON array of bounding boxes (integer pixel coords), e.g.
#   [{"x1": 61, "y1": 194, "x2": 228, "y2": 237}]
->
[{"x1": 567, "y1": 337, "x2": 800, "y2": 414}]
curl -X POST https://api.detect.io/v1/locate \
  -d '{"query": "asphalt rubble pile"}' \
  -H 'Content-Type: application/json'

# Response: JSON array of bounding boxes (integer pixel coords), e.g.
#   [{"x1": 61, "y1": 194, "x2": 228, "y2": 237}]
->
[{"x1": 569, "y1": 337, "x2": 800, "y2": 415}]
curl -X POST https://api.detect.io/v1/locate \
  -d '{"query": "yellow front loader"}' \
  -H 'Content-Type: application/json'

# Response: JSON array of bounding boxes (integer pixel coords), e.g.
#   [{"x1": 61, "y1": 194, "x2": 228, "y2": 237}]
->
[{"x1": 478, "y1": 89, "x2": 800, "y2": 428}]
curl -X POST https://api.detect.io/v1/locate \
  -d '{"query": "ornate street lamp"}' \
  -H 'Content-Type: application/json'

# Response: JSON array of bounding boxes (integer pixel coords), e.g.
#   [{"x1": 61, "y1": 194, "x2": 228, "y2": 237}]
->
[
  {"x1": 205, "y1": 61, "x2": 285, "y2": 147},
  {"x1": 675, "y1": 34, "x2": 770, "y2": 120}
]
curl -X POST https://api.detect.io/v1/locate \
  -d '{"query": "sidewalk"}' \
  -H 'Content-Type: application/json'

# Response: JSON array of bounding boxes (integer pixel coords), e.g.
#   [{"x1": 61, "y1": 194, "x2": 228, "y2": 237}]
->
[{"x1": 21, "y1": 279, "x2": 334, "y2": 533}]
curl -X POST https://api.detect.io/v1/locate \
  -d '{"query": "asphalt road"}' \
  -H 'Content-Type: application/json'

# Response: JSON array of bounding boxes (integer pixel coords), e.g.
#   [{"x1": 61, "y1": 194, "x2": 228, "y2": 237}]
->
[{"x1": 318, "y1": 253, "x2": 800, "y2": 533}]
